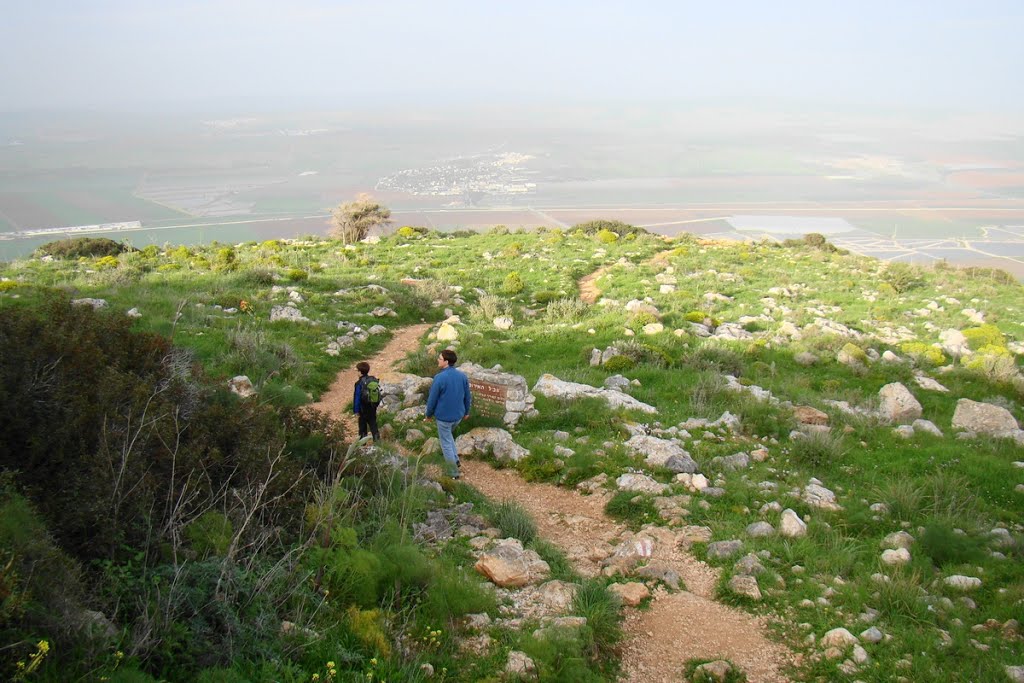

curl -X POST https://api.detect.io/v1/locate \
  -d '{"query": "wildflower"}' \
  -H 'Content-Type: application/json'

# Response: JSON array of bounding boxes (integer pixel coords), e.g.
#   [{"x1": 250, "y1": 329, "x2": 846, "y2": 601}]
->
[
  {"x1": 312, "y1": 675, "x2": 320, "y2": 682},
  {"x1": 369, "y1": 658, "x2": 376, "y2": 666}
]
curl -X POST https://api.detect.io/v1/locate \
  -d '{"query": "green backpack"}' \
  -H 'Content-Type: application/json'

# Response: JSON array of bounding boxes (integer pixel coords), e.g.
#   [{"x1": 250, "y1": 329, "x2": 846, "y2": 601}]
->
[{"x1": 361, "y1": 376, "x2": 382, "y2": 406}]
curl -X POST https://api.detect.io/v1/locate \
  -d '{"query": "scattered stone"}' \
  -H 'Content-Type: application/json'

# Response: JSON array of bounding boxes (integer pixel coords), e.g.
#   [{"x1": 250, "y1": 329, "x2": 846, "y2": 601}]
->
[
  {"x1": 710, "y1": 451, "x2": 751, "y2": 471},
  {"x1": 780, "y1": 509, "x2": 808, "y2": 538},
  {"x1": 860, "y1": 627, "x2": 883, "y2": 644},
  {"x1": 803, "y1": 482, "x2": 842, "y2": 511},
  {"x1": 624, "y1": 435, "x2": 697, "y2": 471},
  {"x1": 505, "y1": 650, "x2": 536, "y2": 678},
  {"x1": 944, "y1": 575, "x2": 982, "y2": 591},
  {"x1": 793, "y1": 405, "x2": 829, "y2": 426},
  {"x1": 270, "y1": 305, "x2": 310, "y2": 323},
  {"x1": 912, "y1": 419, "x2": 943, "y2": 437},
  {"x1": 609, "y1": 582, "x2": 650, "y2": 606},
  {"x1": 456, "y1": 428, "x2": 529, "y2": 462},
  {"x1": 371, "y1": 306, "x2": 397, "y2": 317},
  {"x1": 616, "y1": 473, "x2": 668, "y2": 495},
  {"x1": 228, "y1": 375, "x2": 255, "y2": 398},
  {"x1": 533, "y1": 374, "x2": 657, "y2": 414},
  {"x1": 493, "y1": 316, "x2": 514, "y2": 330},
  {"x1": 820, "y1": 627, "x2": 858, "y2": 649},
  {"x1": 881, "y1": 548, "x2": 911, "y2": 566},
  {"x1": 635, "y1": 563, "x2": 681, "y2": 589},
  {"x1": 893, "y1": 425, "x2": 915, "y2": 439},
  {"x1": 728, "y1": 575, "x2": 762, "y2": 601},
  {"x1": 436, "y1": 322, "x2": 459, "y2": 341},
  {"x1": 126, "y1": 307, "x2": 142, "y2": 318},
  {"x1": 914, "y1": 375, "x2": 949, "y2": 393},
  {"x1": 706, "y1": 540, "x2": 743, "y2": 560},
  {"x1": 882, "y1": 531, "x2": 915, "y2": 549},
  {"x1": 746, "y1": 521, "x2": 775, "y2": 538},
  {"x1": 475, "y1": 539, "x2": 550, "y2": 588},
  {"x1": 71, "y1": 298, "x2": 107, "y2": 309},
  {"x1": 878, "y1": 382, "x2": 923, "y2": 424},
  {"x1": 692, "y1": 660, "x2": 734, "y2": 683},
  {"x1": 952, "y1": 399, "x2": 1020, "y2": 435}
]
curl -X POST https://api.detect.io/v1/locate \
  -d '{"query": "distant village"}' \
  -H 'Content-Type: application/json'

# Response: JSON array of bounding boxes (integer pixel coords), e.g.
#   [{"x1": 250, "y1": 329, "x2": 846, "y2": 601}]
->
[{"x1": 376, "y1": 151, "x2": 537, "y2": 199}]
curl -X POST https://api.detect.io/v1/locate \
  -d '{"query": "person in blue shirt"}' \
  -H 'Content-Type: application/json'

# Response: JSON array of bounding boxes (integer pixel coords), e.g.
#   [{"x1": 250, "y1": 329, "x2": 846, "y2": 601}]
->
[{"x1": 425, "y1": 349, "x2": 472, "y2": 478}]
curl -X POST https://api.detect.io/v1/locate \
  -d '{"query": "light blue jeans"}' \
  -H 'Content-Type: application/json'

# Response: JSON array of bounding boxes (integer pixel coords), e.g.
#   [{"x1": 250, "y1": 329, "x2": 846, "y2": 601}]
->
[{"x1": 436, "y1": 419, "x2": 460, "y2": 475}]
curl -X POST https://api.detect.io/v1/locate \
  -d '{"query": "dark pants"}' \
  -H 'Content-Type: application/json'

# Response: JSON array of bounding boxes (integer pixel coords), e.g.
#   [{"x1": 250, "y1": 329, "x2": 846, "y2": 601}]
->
[{"x1": 358, "y1": 407, "x2": 380, "y2": 441}]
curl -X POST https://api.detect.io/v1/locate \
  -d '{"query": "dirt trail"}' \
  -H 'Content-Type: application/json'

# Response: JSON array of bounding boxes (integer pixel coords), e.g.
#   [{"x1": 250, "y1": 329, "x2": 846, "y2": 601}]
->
[
  {"x1": 462, "y1": 461, "x2": 792, "y2": 683},
  {"x1": 307, "y1": 323, "x2": 432, "y2": 432},
  {"x1": 576, "y1": 244, "x2": 675, "y2": 305}
]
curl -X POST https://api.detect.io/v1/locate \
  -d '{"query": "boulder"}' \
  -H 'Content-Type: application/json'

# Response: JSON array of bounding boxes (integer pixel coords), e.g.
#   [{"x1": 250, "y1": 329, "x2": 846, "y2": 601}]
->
[
  {"x1": 803, "y1": 482, "x2": 842, "y2": 511},
  {"x1": 878, "y1": 383, "x2": 923, "y2": 424},
  {"x1": 456, "y1": 428, "x2": 529, "y2": 462},
  {"x1": 506, "y1": 651, "x2": 537, "y2": 678},
  {"x1": 912, "y1": 419, "x2": 943, "y2": 437},
  {"x1": 624, "y1": 435, "x2": 697, "y2": 472},
  {"x1": 270, "y1": 305, "x2": 310, "y2": 323},
  {"x1": 436, "y1": 323, "x2": 459, "y2": 341},
  {"x1": 615, "y1": 473, "x2": 668, "y2": 495},
  {"x1": 944, "y1": 575, "x2": 982, "y2": 591},
  {"x1": 952, "y1": 399, "x2": 1020, "y2": 435},
  {"x1": 475, "y1": 539, "x2": 550, "y2": 588},
  {"x1": 710, "y1": 451, "x2": 750, "y2": 471},
  {"x1": 608, "y1": 582, "x2": 650, "y2": 607},
  {"x1": 493, "y1": 316, "x2": 514, "y2": 330},
  {"x1": 533, "y1": 374, "x2": 657, "y2": 414},
  {"x1": 728, "y1": 575, "x2": 762, "y2": 601},
  {"x1": 881, "y1": 531, "x2": 915, "y2": 549},
  {"x1": 793, "y1": 405, "x2": 829, "y2": 426},
  {"x1": 881, "y1": 548, "x2": 911, "y2": 566},
  {"x1": 706, "y1": 540, "x2": 743, "y2": 560},
  {"x1": 820, "y1": 627, "x2": 858, "y2": 649},
  {"x1": 746, "y1": 522, "x2": 775, "y2": 538},
  {"x1": 537, "y1": 580, "x2": 577, "y2": 611},
  {"x1": 780, "y1": 509, "x2": 807, "y2": 538},
  {"x1": 71, "y1": 298, "x2": 107, "y2": 309},
  {"x1": 939, "y1": 329, "x2": 971, "y2": 357}
]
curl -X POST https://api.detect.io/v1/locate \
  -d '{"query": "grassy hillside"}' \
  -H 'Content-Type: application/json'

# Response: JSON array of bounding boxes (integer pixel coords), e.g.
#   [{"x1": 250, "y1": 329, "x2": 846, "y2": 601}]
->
[{"x1": 1, "y1": 227, "x2": 1022, "y2": 682}]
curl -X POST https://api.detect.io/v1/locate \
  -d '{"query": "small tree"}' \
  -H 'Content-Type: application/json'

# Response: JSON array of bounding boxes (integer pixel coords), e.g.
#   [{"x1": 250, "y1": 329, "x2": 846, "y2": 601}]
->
[{"x1": 330, "y1": 194, "x2": 392, "y2": 244}]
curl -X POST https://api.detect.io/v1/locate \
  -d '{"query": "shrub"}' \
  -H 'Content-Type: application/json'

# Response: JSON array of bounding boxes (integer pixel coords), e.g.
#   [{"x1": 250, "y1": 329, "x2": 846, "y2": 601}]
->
[
  {"x1": 533, "y1": 290, "x2": 562, "y2": 305},
  {"x1": 963, "y1": 350, "x2": 1019, "y2": 383},
  {"x1": 962, "y1": 324, "x2": 1005, "y2": 350},
  {"x1": 502, "y1": 271, "x2": 525, "y2": 295},
  {"x1": 628, "y1": 311, "x2": 658, "y2": 329},
  {"x1": 595, "y1": 229, "x2": 619, "y2": 244},
  {"x1": 602, "y1": 355, "x2": 635, "y2": 373},
  {"x1": 184, "y1": 511, "x2": 234, "y2": 558},
  {"x1": 787, "y1": 429, "x2": 847, "y2": 469},
  {"x1": 899, "y1": 342, "x2": 947, "y2": 367},
  {"x1": 345, "y1": 607, "x2": 391, "y2": 656},
  {"x1": 0, "y1": 280, "x2": 21, "y2": 292},
  {"x1": 880, "y1": 262, "x2": 923, "y2": 293},
  {"x1": 214, "y1": 247, "x2": 238, "y2": 272},
  {"x1": 570, "y1": 220, "x2": 646, "y2": 237},
  {"x1": 545, "y1": 297, "x2": 587, "y2": 322},
  {"x1": 95, "y1": 255, "x2": 120, "y2": 270},
  {"x1": 286, "y1": 268, "x2": 308, "y2": 282},
  {"x1": 396, "y1": 226, "x2": 423, "y2": 239},
  {"x1": 37, "y1": 237, "x2": 128, "y2": 259},
  {"x1": 920, "y1": 522, "x2": 985, "y2": 567},
  {"x1": 468, "y1": 293, "x2": 510, "y2": 321},
  {"x1": 490, "y1": 501, "x2": 537, "y2": 544}
]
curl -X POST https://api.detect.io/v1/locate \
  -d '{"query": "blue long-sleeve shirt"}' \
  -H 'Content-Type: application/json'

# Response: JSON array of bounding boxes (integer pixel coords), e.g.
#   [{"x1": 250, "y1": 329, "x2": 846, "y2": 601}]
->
[
  {"x1": 425, "y1": 366, "x2": 472, "y2": 422},
  {"x1": 353, "y1": 377, "x2": 368, "y2": 414}
]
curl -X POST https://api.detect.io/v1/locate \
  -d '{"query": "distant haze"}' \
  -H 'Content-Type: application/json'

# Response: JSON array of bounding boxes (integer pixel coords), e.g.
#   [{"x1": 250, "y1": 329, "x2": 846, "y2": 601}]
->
[{"x1": 2, "y1": 1, "x2": 1024, "y2": 112}]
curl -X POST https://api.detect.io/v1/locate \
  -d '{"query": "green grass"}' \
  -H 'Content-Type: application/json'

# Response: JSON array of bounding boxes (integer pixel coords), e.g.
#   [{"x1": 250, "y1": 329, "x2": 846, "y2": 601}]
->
[{"x1": 3, "y1": 227, "x2": 1024, "y2": 682}]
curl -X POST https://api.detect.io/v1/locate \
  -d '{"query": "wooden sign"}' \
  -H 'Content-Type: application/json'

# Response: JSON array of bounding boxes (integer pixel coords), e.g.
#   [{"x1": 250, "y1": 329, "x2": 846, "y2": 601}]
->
[{"x1": 468, "y1": 379, "x2": 508, "y2": 418}]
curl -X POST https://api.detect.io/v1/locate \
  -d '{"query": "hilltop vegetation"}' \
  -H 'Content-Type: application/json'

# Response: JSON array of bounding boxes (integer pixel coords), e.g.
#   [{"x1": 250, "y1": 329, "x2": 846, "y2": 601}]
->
[{"x1": 1, "y1": 225, "x2": 1023, "y2": 682}]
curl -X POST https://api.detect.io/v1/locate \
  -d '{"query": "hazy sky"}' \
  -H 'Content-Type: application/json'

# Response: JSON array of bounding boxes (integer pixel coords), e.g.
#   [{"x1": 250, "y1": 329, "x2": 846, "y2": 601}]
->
[{"x1": 3, "y1": 0, "x2": 1023, "y2": 112}]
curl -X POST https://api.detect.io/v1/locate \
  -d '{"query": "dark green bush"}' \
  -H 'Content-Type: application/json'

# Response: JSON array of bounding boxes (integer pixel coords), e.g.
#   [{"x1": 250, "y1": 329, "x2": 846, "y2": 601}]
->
[
  {"x1": 0, "y1": 296, "x2": 339, "y2": 561},
  {"x1": 37, "y1": 237, "x2": 129, "y2": 259},
  {"x1": 920, "y1": 522, "x2": 986, "y2": 567}
]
